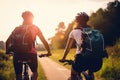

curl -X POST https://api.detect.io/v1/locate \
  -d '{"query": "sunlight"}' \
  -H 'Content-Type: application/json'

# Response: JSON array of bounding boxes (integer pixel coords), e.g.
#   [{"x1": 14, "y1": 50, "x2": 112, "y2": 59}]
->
[
  {"x1": 0, "y1": 0, "x2": 112, "y2": 42},
  {"x1": 60, "y1": 35, "x2": 65, "y2": 40}
]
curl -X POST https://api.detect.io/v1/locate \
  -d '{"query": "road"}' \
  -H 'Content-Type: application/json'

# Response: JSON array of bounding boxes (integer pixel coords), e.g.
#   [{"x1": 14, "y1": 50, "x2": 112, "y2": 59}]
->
[{"x1": 39, "y1": 57, "x2": 70, "y2": 80}]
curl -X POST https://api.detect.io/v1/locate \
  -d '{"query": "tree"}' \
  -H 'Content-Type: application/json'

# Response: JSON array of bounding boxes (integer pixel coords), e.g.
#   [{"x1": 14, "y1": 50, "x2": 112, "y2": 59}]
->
[
  {"x1": 50, "y1": 22, "x2": 66, "y2": 49},
  {"x1": 88, "y1": 0, "x2": 120, "y2": 46},
  {"x1": 0, "y1": 41, "x2": 5, "y2": 50},
  {"x1": 55, "y1": 22, "x2": 65, "y2": 33}
]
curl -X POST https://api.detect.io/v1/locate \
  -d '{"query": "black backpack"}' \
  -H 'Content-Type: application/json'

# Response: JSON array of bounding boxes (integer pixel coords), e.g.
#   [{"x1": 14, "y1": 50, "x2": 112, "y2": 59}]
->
[{"x1": 11, "y1": 25, "x2": 34, "y2": 53}]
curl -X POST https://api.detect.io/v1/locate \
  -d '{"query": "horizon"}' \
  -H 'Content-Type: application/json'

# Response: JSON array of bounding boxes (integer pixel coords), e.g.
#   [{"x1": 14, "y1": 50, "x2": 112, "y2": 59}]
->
[{"x1": 0, "y1": 0, "x2": 116, "y2": 43}]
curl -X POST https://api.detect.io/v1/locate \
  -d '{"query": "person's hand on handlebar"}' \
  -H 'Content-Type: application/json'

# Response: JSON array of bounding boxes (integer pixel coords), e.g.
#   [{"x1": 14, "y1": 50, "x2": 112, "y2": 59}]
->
[
  {"x1": 59, "y1": 58, "x2": 66, "y2": 63},
  {"x1": 46, "y1": 52, "x2": 52, "y2": 57},
  {"x1": 39, "y1": 52, "x2": 52, "y2": 58},
  {"x1": 59, "y1": 59, "x2": 74, "y2": 65}
]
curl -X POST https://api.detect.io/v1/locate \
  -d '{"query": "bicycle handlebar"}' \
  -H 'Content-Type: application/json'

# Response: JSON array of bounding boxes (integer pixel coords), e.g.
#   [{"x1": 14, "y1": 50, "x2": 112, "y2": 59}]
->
[
  {"x1": 38, "y1": 53, "x2": 51, "y2": 58},
  {"x1": 59, "y1": 59, "x2": 74, "y2": 65}
]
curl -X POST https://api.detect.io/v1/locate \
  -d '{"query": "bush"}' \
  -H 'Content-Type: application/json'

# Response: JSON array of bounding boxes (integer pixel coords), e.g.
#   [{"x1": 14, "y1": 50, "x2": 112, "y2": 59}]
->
[
  {"x1": 92, "y1": 39, "x2": 120, "y2": 80},
  {"x1": 97, "y1": 56, "x2": 120, "y2": 80},
  {"x1": 0, "y1": 49, "x2": 15, "y2": 80},
  {"x1": 99, "y1": 40, "x2": 120, "y2": 80}
]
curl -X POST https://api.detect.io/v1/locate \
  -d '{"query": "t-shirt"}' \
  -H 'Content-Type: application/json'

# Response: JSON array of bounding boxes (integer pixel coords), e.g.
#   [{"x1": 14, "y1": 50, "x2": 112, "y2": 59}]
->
[
  {"x1": 69, "y1": 29, "x2": 83, "y2": 54},
  {"x1": 28, "y1": 25, "x2": 42, "y2": 54},
  {"x1": 12, "y1": 25, "x2": 42, "y2": 54}
]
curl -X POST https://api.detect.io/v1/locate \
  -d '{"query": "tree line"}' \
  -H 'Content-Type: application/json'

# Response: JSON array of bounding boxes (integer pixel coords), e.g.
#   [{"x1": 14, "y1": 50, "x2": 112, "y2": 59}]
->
[{"x1": 50, "y1": 0, "x2": 120, "y2": 49}]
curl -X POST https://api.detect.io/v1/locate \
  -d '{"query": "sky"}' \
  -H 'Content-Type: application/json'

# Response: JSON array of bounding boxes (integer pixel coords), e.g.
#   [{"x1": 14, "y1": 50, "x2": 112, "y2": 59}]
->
[{"x1": 0, "y1": 0, "x2": 116, "y2": 43}]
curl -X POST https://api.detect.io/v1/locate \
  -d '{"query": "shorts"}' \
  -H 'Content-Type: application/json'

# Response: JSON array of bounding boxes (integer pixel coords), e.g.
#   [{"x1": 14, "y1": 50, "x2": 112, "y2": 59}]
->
[
  {"x1": 13, "y1": 53, "x2": 38, "y2": 75},
  {"x1": 72, "y1": 54, "x2": 103, "y2": 73}
]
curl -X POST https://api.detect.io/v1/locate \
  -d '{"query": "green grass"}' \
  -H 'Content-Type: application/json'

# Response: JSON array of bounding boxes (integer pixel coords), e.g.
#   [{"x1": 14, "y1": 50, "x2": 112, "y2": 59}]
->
[
  {"x1": 38, "y1": 59, "x2": 47, "y2": 80},
  {"x1": 0, "y1": 49, "x2": 15, "y2": 80},
  {"x1": 50, "y1": 48, "x2": 76, "y2": 69}
]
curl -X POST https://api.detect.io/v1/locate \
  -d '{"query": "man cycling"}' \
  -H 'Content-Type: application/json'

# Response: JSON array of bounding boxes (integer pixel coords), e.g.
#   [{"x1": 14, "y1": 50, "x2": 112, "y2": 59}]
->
[{"x1": 6, "y1": 11, "x2": 51, "y2": 80}]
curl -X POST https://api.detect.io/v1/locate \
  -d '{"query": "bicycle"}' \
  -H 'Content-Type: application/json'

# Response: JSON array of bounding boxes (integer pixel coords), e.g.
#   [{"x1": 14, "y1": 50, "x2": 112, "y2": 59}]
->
[
  {"x1": 59, "y1": 59, "x2": 94, "y2": 80},
  {"x1": 17, "y1": 53, "x2": 50, "y2": 80}
]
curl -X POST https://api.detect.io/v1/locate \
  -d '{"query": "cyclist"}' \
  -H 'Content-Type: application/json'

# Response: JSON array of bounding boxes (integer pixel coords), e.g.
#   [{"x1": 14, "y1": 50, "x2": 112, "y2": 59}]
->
[
  {"x1": 6, "y1": 11, "x2": 52, "y2": 80},
  {"x1": 60, "y1": 12, "x2": 97, "y2": 80}
]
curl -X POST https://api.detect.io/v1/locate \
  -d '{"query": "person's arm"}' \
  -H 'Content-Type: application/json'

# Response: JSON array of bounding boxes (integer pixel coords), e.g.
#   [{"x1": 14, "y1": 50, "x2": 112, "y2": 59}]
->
[
  {"x1": 37, "y1": 32, "x2": 51, "y2": 56},
  {"x1": 61, "y1": 38, "x2": 74, "y2": 60},
  {"x1": 5, "y1": 31, "x2": 14, "y2": 55},
  {"x1": 6, "y1": 34, "x2": 12, "y2": 49},
  {"x1": 6, "y1": 27, "x2": 17, "y2": 49}
]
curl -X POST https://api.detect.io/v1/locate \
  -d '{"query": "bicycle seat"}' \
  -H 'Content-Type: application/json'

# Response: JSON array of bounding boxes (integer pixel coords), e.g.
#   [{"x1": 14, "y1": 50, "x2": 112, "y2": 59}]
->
[{"x1": 18, "y1": 60, "x2": 31, "y2": 64}]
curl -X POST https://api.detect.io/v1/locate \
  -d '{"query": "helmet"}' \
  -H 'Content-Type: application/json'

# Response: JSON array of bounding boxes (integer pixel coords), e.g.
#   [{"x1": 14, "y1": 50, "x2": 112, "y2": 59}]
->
[
  {"x1": 22, "y1": 11, "x2": 34, "y2": 19},
  {"x1": 75, "y1": 12, "x2": 89, "y2": 22}
]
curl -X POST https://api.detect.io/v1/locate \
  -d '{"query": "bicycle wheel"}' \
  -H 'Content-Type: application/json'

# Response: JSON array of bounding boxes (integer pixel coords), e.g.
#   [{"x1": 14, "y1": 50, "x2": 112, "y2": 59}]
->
[{"x1": 23, "y1": 75, "x2": 29, "y2": 80}]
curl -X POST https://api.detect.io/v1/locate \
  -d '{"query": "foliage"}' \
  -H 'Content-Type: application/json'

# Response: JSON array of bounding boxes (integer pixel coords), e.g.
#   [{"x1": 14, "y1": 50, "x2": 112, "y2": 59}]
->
[
  {"x1": 105, "y1": 58, "x2": 120, "y2": 80},
  {"x1": 50, "y1": 21, "x2": 75, "y2": 49},
  {"x1": 96, "y1": 39, "x2": 120, "y2": 80},
  {"x1": 0, "y1": 41, "x2": 5, "y2": 50},
  {"x1": 107, "y1": 39, "x2": 120, "y2": 57},
  {"x1": 50, "y1": 22, "x2": 71, "y2": 49},
  {"x1": 88, "y1": 0, "x2": 120, "y2": 46},
  {"x1": 96, "y1": 57, "x2": 120, "y2": 80},
  {"x1": 0, "y1": 49, "x2": 15, "y2": 80}
]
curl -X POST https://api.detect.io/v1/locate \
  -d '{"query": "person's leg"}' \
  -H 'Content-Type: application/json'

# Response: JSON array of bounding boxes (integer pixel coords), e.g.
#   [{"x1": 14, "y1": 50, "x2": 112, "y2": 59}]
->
[
  {"x1": 31, "y1": 72, "x2": 38, "y2": 80},
  {"x1": 71, "y1": 67, "x2": 79, "y2": 80},
  {"x1": 88, "y1": 70, "x2": 94, "y2": 80},
  {"x1": 29, "y1": 63, "x2": 38, "y2": 80},
  {"x1": 28, "y1": 53, "x2": 38, "y2": 80},
  {"x1": 70, "y1": 54, "x2": 84, "y2": 80},
  {"x1": 13, "y1": 56, "x2": 23, "y2": 80}
]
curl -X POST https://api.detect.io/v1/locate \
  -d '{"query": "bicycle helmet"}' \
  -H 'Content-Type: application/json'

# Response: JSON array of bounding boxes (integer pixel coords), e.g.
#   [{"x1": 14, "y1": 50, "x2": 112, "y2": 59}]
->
[
  {"x1": 75, "y1": 12, "x2": 89, "y2": 23},
  {"x1": 22, "y1": 11, "x2": 34, "y2": 19}
]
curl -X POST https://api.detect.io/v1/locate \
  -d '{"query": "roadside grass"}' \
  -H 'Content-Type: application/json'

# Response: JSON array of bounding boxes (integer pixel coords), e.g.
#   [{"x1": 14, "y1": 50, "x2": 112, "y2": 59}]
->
[
  {"x1": 38, "y1": 60, "x2": 47, "y2": 80},
  {"x1": 0, "y1": 49, "x2": 15, "y2": 80},
  {"x1": 50, "y1": 48, "x2": 75, "y2": 69}
]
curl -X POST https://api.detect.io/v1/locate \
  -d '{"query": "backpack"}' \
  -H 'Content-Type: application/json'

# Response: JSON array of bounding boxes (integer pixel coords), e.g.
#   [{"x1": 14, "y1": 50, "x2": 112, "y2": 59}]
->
[
  {"x1": 11, "y1": 25, "x2": 34, "y2": 53},
  {"x1": 80, "y1": 28, "x2": 108, "y2": 58}
]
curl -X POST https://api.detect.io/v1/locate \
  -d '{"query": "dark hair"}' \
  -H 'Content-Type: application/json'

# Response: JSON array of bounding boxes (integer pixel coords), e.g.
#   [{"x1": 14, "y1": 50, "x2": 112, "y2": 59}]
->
[{"x1": 75, "y1": 12, "x2": 89, "y2": 23}]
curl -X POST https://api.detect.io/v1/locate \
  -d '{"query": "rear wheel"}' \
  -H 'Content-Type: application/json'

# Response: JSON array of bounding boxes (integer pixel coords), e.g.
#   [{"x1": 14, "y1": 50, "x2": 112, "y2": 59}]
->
[{"x1": 23, "y1": 75, "x2": 29, "y2": 80}]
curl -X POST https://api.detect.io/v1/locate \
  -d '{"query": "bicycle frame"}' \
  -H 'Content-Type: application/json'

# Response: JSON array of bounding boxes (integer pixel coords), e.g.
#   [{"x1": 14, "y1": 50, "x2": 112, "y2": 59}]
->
[
  {"x1": 22, "y1": 61, "x2": 29, "y2": 80},
  {"x1": 18, "y1": 60, "x2": 30, "y2": 80}
]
